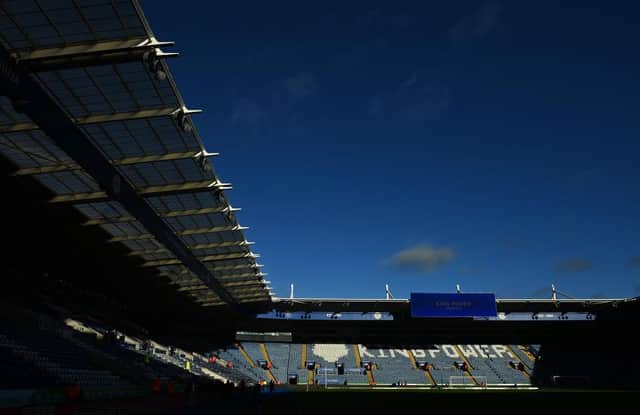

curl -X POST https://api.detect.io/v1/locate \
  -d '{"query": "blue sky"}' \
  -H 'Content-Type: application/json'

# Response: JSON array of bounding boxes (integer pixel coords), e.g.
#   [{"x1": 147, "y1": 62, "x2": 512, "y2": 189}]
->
[{"x1": 142, "y1": 1, "x2": 640, "y2": 300}]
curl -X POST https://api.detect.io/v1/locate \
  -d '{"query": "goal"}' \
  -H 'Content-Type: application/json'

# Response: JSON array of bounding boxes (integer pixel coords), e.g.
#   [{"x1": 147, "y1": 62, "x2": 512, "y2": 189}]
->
[{"x1": 449, "y1": 375, "x2": 488, "y2": 387}]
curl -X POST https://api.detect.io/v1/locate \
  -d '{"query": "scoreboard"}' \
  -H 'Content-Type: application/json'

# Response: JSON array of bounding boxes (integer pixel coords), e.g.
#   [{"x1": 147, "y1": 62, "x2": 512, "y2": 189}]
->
[{"x1": 410, "y1": 293, "x2": 497, "y2": 318}]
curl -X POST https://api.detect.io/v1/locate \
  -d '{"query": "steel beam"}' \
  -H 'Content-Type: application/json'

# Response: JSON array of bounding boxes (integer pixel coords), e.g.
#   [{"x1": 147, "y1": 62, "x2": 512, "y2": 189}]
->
[
  {"x1": 127, "y1": 248, "x2": 168, "y2": 256},
  {"x1": 193, "y1": 295, "x2": 222, "y2": 303},
  {"x1": 49, "y1": 180, "x2": 230, "y2": 203},
  {"x1": 85, "y1": 216, "x2": 140, "y2": 225},
  {"x1": 140, "y1": 258, "x2": 182, "y2": 267},
  {"x1": 224, "y1": 280, "x2": 266, "y2": 288},
  {"x1": 214, "y1": 272, "x2": 265, "y2": 281},
  {"x1": 199, "y1": 252, "x2": 258, "y2": 263},
  {"x1": 235, "y1": 293, "x2": 271, "y2": 302},
  {"x1": 204, "y1": 265, "x2": 262, "y2": 274},
  {"x1": 109, "y1": 234, "x2": 155, "y2": 242},
  {"x1": 114, "y1": 150, "x2": 218, "y2": 166},
  {"x1": 175, "y1": 280, "x2": 206, "y2": 288},
  {"x1": 12, "y1": 163, "x2": 79, "y2": 176},
  {"x1": 0, "y1": 44, "x2": 240, "y2": 309},
  {"x1": 0, "y1": 107, "x2": 178, "y2": 133},
  {"x1": 107, "y1": 224, "x2": 247, "y2": 242},
  {"x1": 163, "y1": 205, "x2": 236, "y2": 218},
  {"x1": 180, "y1": 224, "x2": 247, "y2": 236},
  {"x1": 12, "y1": 37, "x2": 176, "y2": 72},
  {"x1": 228, "y1": 291, "x2": 271, "y2": 300},
  {"x1": 84, "y1": 206, "x2": 238, "y2": 226},
  {"x1": 13, "y1": 150, "x2": 218, "y2": 176},
  {"x1": 190, "y1": 240, "x2": 253, "y2": 250},
  {"x1": 129, "y1": 241, "x2": 252, "y2": 257},
  {"x1": 49, "y1": 190, "x2": 108, "y2": 204},
  {"x1": 168, "y1": 277, "x2": 200, "y2": 286},
  {"x1": 220, "y1": 277, "x2": 266, "y2": 287},
  {"x1": 177, "y1": 284, "x2": 208, "y2": 292},
  {"x1": 227, "y1": 286, "x2": 269, "y2": 293},
  {"x1": 200, "y1": 302, "x2": 226, "y2": 307},
  {"x1": 138, "y1": 180, "x2": 231, "y2": 196},
  {"x1": 141, "y1": 252, "x2": 257, "y2": 268},
  {"x1": 49, "y1": 191, "x2": 107, "y2": 204}
]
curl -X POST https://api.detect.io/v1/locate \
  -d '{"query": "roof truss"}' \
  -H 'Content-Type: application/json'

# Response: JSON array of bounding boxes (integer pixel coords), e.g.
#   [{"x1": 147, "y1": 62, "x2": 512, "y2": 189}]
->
[
  {"x1": 49, "y1": 180, "x2": 231, "y2": 203},
  {"x1": 12, "y1": 38, "x2": 176, "y2": 72}
]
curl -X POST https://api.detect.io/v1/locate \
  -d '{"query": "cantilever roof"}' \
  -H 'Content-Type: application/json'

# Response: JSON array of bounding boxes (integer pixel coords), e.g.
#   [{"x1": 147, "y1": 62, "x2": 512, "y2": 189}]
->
[{"x1": 0, "y1": 0, "x2": 271, "y2": 308}]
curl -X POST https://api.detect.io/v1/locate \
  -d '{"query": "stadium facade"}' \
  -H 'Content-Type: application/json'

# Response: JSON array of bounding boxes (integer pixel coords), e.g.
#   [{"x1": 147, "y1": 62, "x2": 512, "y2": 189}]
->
[{"x1": 1, "y1": 1, "x2": 639, "y2": 412}]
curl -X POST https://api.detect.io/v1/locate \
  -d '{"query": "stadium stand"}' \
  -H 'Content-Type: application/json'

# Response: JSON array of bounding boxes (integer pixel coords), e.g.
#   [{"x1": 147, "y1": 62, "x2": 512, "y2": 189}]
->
[
  {"x1": 359, "y1": 344, "x2": 534, "y2": 386},
  {"x1": 506, "y1": 345, "x2": 534, "y2": 372},
  {"x1": 456, "y1": 345, "x2": 529, "y2": 385},
  {"x1": 307, "y1": 344, "x2": 356, "y2": 385},
  {"x1": 263, "y1": 343, "x2": 290, "y2": 384},
  {"x1": 0, "y1": 0, "x2": 270, "y2": 315},
  {"x1": 286, "y1": 343, "x2": 309, "y2": 384},
  {"x1": 240, "y1": 343, "x2": 264, "y2": 367},
  {"x1": 1, "y1": 305, "x2": 140, "y2": 396},
  {"x1": 365, "y1": 348, "x2": 427, "y2": 385},
  {"x1": 215, "y1": 347, "x2": 263, "y2": 383},
  {"x1": 1, "y1": 0, "x2": 640, "y2": 412},
  {"x1": 209, "y1": 343, "x2": 538, "y2": 387}
]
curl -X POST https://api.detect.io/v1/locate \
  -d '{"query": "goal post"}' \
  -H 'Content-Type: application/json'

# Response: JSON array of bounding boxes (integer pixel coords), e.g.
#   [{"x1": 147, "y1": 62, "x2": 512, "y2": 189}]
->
[{"x1": 449, "y1": 375, "x2": 487, "y2": 387}]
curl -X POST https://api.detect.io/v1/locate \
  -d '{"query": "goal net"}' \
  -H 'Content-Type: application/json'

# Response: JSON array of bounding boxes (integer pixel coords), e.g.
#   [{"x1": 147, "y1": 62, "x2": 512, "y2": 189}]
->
[{"x1": 449, "y1": 375, "x2": 488, "y2": 387}]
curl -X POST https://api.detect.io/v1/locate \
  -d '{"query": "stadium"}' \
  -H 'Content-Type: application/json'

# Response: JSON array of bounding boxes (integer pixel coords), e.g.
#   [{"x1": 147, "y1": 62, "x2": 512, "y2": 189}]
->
[{"x1": 1, "y1": 1, "x2": 639, "y2": 413}]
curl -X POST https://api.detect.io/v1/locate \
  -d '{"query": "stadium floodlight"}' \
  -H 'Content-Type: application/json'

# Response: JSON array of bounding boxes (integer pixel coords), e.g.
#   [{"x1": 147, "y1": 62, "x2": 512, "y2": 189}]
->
[
  {"x1": 195, "y1": 150, "x2": 218, "y2": 172},
  {"x1": 172, "y1": 107, "x2": 202, "y2": 134},
  {"x1": 143, "y1": 48, "x2": 178, "y2": 81}
]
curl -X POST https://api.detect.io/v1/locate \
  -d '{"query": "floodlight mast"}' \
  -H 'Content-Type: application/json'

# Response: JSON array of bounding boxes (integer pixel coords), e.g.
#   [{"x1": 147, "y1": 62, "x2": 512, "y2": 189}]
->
[
  {"x1": 385, "y1": 284, "x2": 394, "y2": 300},
  {"x1": 551, "y1": 284, "x2": 576, "y2": 300}
]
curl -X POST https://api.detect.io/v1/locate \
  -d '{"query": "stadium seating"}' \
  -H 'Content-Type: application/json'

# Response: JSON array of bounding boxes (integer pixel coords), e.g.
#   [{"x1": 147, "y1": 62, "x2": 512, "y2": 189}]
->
[
  {"x1": 222, "y1": 342, "x2": 538, "y2": 386},
  {"x1": 0, "y1": 338, "x2": 55, "y2": 389},
  {"x1": 0, "y1": 302, "x2": 248, "y2": 405},
  {"x1": 455, "y1": 345, "x2": 529, "y2": 384},
  {"x1": 263, "y1": 343, "x2": 290, "y2": 383},
  {"x1": 364, "y1": 345, "x2": 535, "y2": 386},
  {"x1": 510, "y1": 345, "x2": 537, "y2": 371},
  {"x1": 216, "y1": 348, "x2": 264, "y2": 382},
  {"x1": 0, "y1": 318, "x2": 133, "y2": 391},
  {"x1": 240, "y1": 342, "x2": 264, "y2": 364},
  {"x1": 1, "y1": 301, "x2": 541, "y2": 394},
  {"x1": 307, "y1": 344, "x2": 367, "y2": 385},
  {"x1": 365, "y1": 348, "x2": 428, "y2": 385}
]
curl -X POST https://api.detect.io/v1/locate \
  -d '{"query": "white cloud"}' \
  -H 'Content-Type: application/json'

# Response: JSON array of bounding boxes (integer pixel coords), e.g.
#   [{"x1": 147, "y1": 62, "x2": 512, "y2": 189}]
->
[{"x1": 389, "y1": 244, "x2": 455, "y2": 273}]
